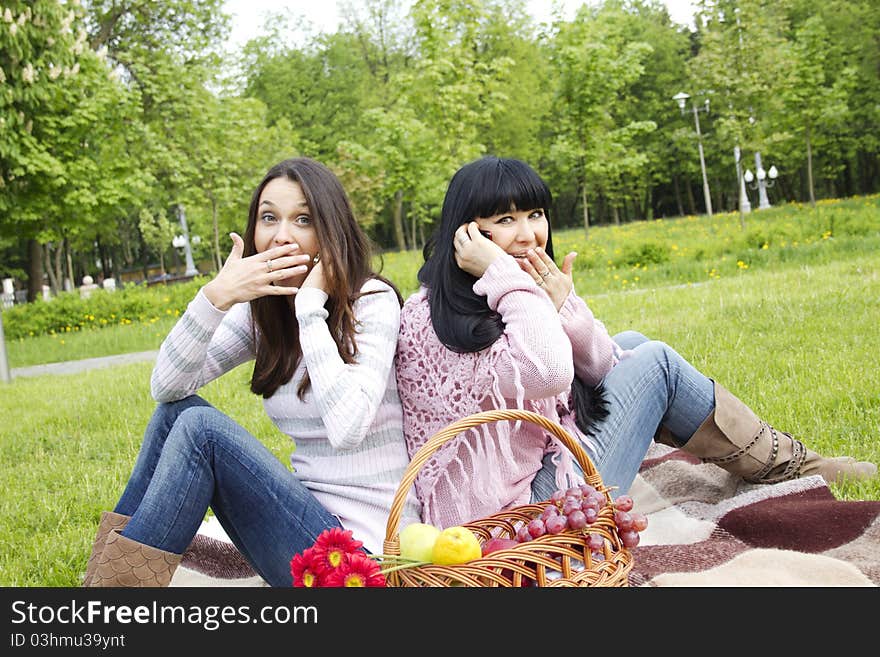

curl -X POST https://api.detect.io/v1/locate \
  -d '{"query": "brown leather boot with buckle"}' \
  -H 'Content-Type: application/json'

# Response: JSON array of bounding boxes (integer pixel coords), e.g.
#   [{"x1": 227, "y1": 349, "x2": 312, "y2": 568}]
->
[{"x1": 664, "y1": 382, "x2": 877, "y2": 486}]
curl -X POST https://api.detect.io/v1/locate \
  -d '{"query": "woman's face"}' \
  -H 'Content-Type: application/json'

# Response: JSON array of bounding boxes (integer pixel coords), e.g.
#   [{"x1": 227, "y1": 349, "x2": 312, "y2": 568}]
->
[
  {"x1": 473, "y1": 207, "x2": 548, "y2": 258},
  {"x1": 253, "y1": 177, "x2": 319, "y2": 288}
]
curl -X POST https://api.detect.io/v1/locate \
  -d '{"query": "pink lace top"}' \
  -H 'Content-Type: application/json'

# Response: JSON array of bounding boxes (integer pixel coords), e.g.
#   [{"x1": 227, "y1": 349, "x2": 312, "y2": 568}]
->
[{"x1": 395, "y1": 255, "x2": 619, "y2": 529}]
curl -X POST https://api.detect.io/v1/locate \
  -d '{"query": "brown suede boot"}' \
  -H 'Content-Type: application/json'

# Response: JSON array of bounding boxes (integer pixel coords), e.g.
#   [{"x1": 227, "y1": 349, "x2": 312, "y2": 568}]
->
[
  {"x1": 89, "y1": 529, "x2": 182, "y2": 587},
  {"x1": 678, "y1": 382, "x2": 877, "y2": 486},
  {"x1": 82, "y1": 511, "x2": 131, "y2": 587}
]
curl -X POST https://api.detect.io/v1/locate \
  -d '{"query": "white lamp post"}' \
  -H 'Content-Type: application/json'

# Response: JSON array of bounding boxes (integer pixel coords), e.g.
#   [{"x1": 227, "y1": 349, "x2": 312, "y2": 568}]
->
[
  {"x1": 176, "y1": 205, "x2": 199, "y2": 277},
  {"x1": 0, "y1": 311, "x2": 10, "y2": 383},
  {"x1": 674, "y1": 91, "x2": 713, "y2": 217},
  {"x1": 743, "y1": 154, "x2": 778, "y2": 210},
  {"x1": 734, "y1": 146, "x2": 751, "y2": 218}
]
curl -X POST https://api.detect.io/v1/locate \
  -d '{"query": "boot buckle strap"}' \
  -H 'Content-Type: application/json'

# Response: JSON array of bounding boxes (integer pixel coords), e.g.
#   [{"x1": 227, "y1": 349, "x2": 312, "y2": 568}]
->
[
  {"x1": 744, "y1": 424, "x2": 781, "y2": 482},
  {"x1": 748, "y1": 433, "x2": 807, "y2": 484},
  {"x1": 701, "y1": 425, "x2": 765, "y2": 465}
]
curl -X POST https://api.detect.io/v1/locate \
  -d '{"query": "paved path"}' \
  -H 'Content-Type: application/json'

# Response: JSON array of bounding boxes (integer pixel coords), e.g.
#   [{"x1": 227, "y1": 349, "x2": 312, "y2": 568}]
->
[{"x1": 9, "y1": 350, "x2": 159, "y2": 379}]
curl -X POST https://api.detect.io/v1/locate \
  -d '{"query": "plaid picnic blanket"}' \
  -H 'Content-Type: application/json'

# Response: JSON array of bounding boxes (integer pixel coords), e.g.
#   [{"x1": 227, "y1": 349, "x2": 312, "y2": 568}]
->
[
  {"x1": 171, "y1": 443, "x2": 880, "y2": 587},
  {"x1": 628, "y1": 444, "x2": 879, "y2": 586}
]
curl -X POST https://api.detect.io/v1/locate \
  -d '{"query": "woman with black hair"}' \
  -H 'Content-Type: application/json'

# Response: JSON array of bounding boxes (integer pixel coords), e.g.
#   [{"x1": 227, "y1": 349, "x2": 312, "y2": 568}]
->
[
  {"x1": 395, "y1": 155, "x2": 875, "y2": 530},
  {"x1": 82, "y1": 157, "x2": 420, "y2": 587}
]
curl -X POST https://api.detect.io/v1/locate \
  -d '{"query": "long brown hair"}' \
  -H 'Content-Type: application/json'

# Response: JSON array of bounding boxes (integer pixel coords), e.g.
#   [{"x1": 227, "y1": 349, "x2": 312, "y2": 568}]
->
[{"x1": 242, "y1": 157, "x2": 401, "y2": 399}]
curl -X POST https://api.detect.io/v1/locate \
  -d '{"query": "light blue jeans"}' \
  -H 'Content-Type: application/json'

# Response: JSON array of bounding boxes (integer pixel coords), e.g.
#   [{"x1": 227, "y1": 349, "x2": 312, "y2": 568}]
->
[
  {"x1": 531, "y1": 331, "x2": 714, "y2": 501},
  {"x1": 114, "y1": 395, "x2": 343, "y2": 587}
]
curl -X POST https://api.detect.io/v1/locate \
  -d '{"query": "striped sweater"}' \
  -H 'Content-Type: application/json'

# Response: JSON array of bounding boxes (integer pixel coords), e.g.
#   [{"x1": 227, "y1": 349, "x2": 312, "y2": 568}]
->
[{"x1": 150, "y1": 278, "x2": 421, "y2": 554}]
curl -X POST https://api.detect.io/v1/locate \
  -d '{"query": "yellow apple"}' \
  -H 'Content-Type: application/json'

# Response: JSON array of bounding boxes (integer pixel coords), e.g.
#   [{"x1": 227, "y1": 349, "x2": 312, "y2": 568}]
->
[
  {"x1": 431, "y1": 526, "x2": 482, "y2": 565},
  {"x1": 399, "y1": 522, "x2": 441, "y2": 562}
]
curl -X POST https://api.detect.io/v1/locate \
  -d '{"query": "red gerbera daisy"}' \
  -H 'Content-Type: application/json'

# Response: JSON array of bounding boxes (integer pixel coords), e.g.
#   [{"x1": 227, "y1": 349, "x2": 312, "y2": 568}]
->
[
  {"x1": 290, "y1": 547, "x2": 325, "y2": 587},
  {"x1": 312, "y1": 528, "x2": 364, "y2": 571},
  {"x1": 323, "y1": 552, "x2": 386, "y2": 588}
]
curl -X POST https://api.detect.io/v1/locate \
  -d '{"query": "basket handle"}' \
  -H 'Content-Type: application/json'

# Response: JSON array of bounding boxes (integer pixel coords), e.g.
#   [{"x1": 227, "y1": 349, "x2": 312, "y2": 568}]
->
[{"x1": 384, "y1": 408, "x2": 603, "y2": 545}]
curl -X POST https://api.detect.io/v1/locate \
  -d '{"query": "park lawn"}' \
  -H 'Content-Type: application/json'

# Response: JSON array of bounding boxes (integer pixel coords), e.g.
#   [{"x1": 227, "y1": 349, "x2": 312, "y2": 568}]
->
[
  {"x1": 6, "y1": 195, "x2": 879, "y2": 368},
  {"x1": 0, "y1": 248, "x2": 877, "y2": 585}
]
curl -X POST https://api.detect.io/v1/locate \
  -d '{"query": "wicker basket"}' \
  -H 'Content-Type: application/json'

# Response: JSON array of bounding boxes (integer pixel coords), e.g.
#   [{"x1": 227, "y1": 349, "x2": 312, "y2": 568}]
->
[{"x1": 382, "y1": 409, "x2": 633, "y2": 587}]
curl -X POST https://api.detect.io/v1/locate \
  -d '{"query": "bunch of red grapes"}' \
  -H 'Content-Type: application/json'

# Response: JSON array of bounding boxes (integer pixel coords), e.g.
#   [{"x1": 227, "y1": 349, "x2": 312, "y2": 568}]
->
[{"x1": 514, "y1": 484, "x2": 648, "y2": 549}]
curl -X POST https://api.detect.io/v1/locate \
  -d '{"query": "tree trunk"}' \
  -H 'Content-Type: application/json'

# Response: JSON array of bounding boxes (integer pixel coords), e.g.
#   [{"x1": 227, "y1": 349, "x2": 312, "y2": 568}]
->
[
  {"x1": 65, "y1": 239, "x2": 74, "y2": 291},
  {"x1": 211, "y1": 194, "x2": 222, "y2": 272},
  {"x1": 392, "y1": 190, "x2": 406, "y2": 251},
  {"x1": 805, "y1": 124, "x2": 816, "y2": 207},
  {"x1": 98, "y1": 236, "x2": 111, "y2": 280},
  {"x1": 27, "y1": 239, "x2": 43, "y2": 302},
  {"x1": 685, "y1": 176, "x2": 696, "y2": 216},
  {"x1": 673, "y1": 175, "x2": 684, "y2": 217},
  {"x1": 139, "y1": 231, "x2": 151, "y2": 281},
  {"x1": 54, "y1": 244, "x2": 63, "y2": 292},
  {"x1": 43, "y1": 244, "x2": 59, "y2": 294},
  {"x1": 581, "y1": 180, "x2": 590, "y2": 234}
]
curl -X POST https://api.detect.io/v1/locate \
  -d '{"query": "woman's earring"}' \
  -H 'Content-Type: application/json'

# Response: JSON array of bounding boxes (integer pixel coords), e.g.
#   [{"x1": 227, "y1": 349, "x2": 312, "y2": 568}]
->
[{"x1": 313, "y1": 253, "x2": 321, "y2": 264}]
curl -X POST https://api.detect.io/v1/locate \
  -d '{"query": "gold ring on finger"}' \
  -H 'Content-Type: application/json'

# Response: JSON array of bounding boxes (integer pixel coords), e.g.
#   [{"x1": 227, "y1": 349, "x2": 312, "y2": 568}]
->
[{"x1": 266, "y1": 259, "x2": 273, "y2": 272}]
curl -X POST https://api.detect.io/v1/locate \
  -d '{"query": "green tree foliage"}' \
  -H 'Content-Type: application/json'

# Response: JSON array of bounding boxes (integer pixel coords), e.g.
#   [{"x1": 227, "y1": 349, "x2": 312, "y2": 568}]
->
[
  {"x1": 546, "y1": 1, "x2": 656, "y2": 231},
  {"x1": 782, "y1": 16, "x2": 855, "y2": 205},
  {"x1": 0, "y1": 1, "x2": 131, "y2": 298},
  {"x1": 2, "y1": 0, "x2": 879, "y2": 300}
]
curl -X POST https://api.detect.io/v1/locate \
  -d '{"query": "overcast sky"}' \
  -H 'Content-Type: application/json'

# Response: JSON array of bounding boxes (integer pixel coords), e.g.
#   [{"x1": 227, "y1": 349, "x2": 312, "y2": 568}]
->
[{"x1": 221, "y1": 0, "x2": 697, "y2": 50}]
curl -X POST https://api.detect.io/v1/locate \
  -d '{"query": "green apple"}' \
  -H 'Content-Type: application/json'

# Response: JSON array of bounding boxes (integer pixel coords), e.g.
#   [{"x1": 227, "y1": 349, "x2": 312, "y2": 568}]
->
[{"x1": 399, "y1": 522, "x2": 441, "y2": 562}]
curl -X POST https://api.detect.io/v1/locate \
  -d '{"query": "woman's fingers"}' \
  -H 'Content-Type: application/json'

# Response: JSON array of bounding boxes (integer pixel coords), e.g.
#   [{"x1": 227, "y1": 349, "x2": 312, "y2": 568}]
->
[
  {"x1": 524, "y1": 249, "x2": 552, "y2": 281},
  {"x1": 264, "y1": 252, "x2": 310, "y2": 275},
  {"x1": 225, "y1": 232, "x2": 245, "y2": 264},
  {"x1": 519, "y1": 247, "x2": 572, "y2": 310}
]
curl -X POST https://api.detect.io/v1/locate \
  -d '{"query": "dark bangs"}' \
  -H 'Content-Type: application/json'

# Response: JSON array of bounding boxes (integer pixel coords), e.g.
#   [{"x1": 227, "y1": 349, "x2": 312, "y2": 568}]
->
[{"x1": 468, "y1": 158, "x2": 552, "y2": 219}]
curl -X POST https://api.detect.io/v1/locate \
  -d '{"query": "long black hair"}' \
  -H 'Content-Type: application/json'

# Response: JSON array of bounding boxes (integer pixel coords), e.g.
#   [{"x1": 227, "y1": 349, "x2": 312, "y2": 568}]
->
[{"x1": 418, "y1": 156, "x2": 608, "y2": 435}]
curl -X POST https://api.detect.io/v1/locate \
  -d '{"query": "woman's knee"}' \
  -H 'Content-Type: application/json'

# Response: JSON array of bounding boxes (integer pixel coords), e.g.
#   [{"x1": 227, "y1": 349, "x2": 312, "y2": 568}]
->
[
  {"x1": 168, "y1": 405, "x2": 229, "y2": 452},
  {"x1": 153, "y1": 395, "x2": 210, "y2": 424},
  {"x1": 613, "y1": 330, "x2": 650, "y2": 350},
  {"x1": 633, "y1": 339, "x2": 675, "y2": 364}
]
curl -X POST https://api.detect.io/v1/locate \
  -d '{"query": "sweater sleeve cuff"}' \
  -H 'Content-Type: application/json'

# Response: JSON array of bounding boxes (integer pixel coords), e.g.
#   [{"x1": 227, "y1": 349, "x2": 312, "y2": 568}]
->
[
  {"x1": 472, "y1": 256, "x2": 534, "y2": 308},
  {"x1": 295, "y1": 287, "x2": 330, "y2": 321},
  {"x1": 558, "y1": 289, "x2": 583, "y2": 322},
  {"x1": 190, "y1": 288, "x2": 229, "y2": 328}
]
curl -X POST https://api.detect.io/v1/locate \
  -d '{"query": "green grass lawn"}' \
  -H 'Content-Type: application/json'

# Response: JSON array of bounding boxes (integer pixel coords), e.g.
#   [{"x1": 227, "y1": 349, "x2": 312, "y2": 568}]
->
[{"x1": 1, "y1": 198, "x2": 878, "y2": 585}]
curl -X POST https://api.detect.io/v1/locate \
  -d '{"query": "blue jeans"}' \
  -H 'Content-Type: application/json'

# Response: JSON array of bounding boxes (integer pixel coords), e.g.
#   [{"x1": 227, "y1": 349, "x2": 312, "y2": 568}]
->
[
  {"x1": 114, "y1": 396, "x2": 343, "y2": 587},
  {"x1": 531, "y1": 331, "x2": 714, "y2": 502}
]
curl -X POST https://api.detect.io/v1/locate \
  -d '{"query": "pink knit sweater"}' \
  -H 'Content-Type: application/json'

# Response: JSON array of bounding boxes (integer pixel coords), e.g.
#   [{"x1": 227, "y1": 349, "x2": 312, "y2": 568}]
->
[{"x1": 395, "y1": 255, "x2": 619, "y2": 529}]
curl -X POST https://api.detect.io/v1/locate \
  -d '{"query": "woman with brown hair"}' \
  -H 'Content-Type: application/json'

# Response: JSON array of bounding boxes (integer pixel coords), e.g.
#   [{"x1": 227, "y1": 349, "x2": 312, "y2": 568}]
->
[{"x1": 83, "y1": 157, "x2": 420, "y2": 587}]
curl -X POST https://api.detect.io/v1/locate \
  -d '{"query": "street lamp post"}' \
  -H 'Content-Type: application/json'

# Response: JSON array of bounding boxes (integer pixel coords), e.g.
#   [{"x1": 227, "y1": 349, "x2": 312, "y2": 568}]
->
[
  {"x1": 674, "y1": 91, "x2": 713, "y2": 217},
  {"x1": 743, "y1": 153, "x2": 778, "y2": 210},
  {"x1": 734, "y1": 146, "x2": 751, "y2": 218},
  {"x1": 0, "y1": 311, "x2": 11, "y2": 383},
  {"x1": 176, "y1": 205, "x2": 199, "y2": 277}
]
